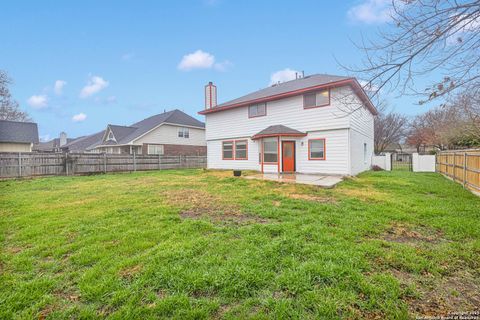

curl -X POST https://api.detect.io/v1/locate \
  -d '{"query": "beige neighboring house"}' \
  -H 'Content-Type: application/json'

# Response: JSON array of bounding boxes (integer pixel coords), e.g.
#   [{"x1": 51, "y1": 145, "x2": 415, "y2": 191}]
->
[
  {"x1": 62, "y1": 109, "x2": 206, "y2": 155},
  {"x1": 0, "y1": 119, "x2": 39, "y2": 152}
]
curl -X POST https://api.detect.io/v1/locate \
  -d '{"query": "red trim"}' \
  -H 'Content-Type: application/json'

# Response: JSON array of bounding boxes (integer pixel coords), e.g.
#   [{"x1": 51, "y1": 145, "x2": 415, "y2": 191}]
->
[
  {"x1": 303, "y1": 88, "x2": 331, "y2": 109},
  {"x1": 251, "y1": 133, "x2": 307, "y2": 140},
  {"x1": 234, "y1": 140, "x2": 248, "y2": 160},
  {"x1": 222, "y1": 140, "x2": 234, "y2": 160},
  {"x1": 248, "y1": 102, "x2": 267, "y2": 118},
  {"x1": 277, "y1": 136, "x2": 280, "y2": 173},
  {"x1": 308, "y1": 138, "x2": 326, "y2": 160},
  {"x1": 198, "y1": 78, "x2": 378, "y2": 116}
]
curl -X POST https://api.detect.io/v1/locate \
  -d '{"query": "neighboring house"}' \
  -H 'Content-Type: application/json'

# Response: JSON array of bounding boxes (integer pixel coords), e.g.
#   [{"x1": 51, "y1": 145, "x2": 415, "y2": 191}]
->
[
  {"x1": 0, "y1": 120, "x2": 39, "y2": 152},
  {"x1": 34, "y1": 132, "x2": 75, "y2": 152},
  {"x1": 199, "y1": 74, "x2": 378, "y2": 175},
  {"x1": 62, "y1": 109, "x2": 206, "y2": 155}
]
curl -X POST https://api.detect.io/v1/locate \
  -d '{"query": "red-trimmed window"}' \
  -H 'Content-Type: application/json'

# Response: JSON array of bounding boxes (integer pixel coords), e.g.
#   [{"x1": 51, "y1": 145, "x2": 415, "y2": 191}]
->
[
  {"x1": 308, "y1": 139, "x2": 326, "y2": 160},
  {"x1": 303, "y1": 89, "x2": 330, "y2": 109},
  {"x1": 235, "y1": 140, "x2": 248, "y2": 160},
  {"x1": 248, "y1": 103, "x2": 266, "y2": 118},
  {"x1": 222, "y1": 141, "x2": 234, "y2": 160}
]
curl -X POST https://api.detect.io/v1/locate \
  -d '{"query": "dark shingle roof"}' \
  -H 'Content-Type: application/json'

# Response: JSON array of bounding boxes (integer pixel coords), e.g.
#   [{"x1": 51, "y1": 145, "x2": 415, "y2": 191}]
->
[
  {"x1": 62, "y1": 109, "x2": 204, "y2": 152},
  {"x1": 0, "y1": 120, "x2": 39, "y2": 144},
  {"x1": 216, "y1": 74, "x2": 350, "y2": 109},
  {"x1": 108, "y1": 125, "x2": 138, "y2": 144},
  {"x1": 115, "y1": 109, "x2": 205, "y2": 144},
  {"x1": 34, "y1": 138, "x2": 76, "y2": 151},
  {"x1": 62, "y1": 131, "x2": 105, "y2": 152},
  {"x1": 199, "y1": 74, "x2": 377, "y2": 115},
  {"x1": 252, "y1": 125, "x2": 306, "y2": 139}
]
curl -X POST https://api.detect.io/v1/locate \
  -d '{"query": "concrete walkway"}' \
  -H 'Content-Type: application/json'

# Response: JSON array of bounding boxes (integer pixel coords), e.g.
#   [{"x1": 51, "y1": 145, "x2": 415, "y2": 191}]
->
[{"x1": 244, "y1": 173, "x2": 343, "y2": 188}]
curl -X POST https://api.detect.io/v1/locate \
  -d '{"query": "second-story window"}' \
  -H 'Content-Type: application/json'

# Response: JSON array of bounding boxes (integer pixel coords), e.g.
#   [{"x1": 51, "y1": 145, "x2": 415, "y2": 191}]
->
[
  {"x1": 178, "y1": 127, "x2": 190, "y2": 138},
  {"x1": 248, "y1": 103, "x2": 266, "y2": 118},
  {"x1": 107, "y1": 131, "x2": 115, "y2": 141},
  {"x1": 303, "y1": 89, "x2": 330, "y2": 109}
]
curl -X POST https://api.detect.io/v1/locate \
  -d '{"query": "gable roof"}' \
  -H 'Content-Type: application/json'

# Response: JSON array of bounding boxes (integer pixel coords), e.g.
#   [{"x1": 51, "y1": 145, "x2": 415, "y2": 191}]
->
[
  {"x1": 198, "y1": 74, "x2": 378, "y2": 116},
  {"x1": 252, "y1": 125, "x2": 307, "y2": 140},
  {"x1": 34, "y1": 137, "x2": 76, "y2": 151},
  {"x1": 0, "y1": 120, "x2": 39, "y2": 144},
  {"x1": 62, "y1": 131, "x2": 105, "y2": 152},
  {"x1": 63, "y1": 109, "x2": 204, "y2": 152}
]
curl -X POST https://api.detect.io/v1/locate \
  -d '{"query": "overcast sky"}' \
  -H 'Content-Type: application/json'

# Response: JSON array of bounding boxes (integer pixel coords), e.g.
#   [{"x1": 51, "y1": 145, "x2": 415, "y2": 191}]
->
[{"x1": 1, "y1": 0, "x2": 438, "y2": 141}]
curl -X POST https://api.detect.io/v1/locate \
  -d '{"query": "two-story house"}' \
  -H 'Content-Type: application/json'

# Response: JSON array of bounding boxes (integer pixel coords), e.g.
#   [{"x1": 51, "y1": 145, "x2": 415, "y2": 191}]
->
[
  {"x1": 62, "y1": 109, "x2": 206, "y2": 155},
  {"x1": 199, "y1": 75, "x2": 377, "y2": 175}
]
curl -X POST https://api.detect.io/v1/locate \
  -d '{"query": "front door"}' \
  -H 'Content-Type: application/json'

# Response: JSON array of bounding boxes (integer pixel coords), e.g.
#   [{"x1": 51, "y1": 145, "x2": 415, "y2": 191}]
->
[{"x1": 282, "y1": 141, "x2": 295, "y2": 172}]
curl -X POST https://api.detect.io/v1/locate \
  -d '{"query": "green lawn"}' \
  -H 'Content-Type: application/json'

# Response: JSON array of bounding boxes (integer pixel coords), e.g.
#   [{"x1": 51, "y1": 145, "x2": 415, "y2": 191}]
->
[{"x1": 1, "y1": 170, "x2": 479, "y2": 319}]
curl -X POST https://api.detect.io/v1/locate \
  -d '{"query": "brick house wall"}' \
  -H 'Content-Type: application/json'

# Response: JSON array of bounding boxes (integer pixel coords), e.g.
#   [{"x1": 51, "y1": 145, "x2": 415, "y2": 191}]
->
[{"x1": 142, "y1": 143, "x2": 206, "y2": 156}]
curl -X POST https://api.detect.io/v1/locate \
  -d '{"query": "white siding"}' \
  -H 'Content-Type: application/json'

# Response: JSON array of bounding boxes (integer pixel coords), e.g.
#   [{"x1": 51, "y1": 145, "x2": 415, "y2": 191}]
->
[
  {"x1": 296, "y1": 129, "x2": 349, "y2": 175},
  {"x1": 205, "y1": 85, "x2": 375, "y2": 175},
  {"x1": 349, "y1": 129, "x2": 374, "y2": 175},
  {"x1": 205, "y1": 87, "x2": 359, "y2": 141},
  {"x1": 207, "y1": 138, "x2": 260, "y2": 170},
  {"x1": 134, "y1": 124, "x2": 206, "y2": 146}
]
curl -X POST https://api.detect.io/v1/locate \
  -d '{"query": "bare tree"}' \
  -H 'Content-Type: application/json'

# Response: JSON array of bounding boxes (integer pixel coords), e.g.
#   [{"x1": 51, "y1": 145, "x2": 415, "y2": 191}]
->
[
  {"x1": 374, "y1": 104, "x2": 409, "y2": 153},
  {"x1": 0, "y1": 70, "x2": 31, "y2": 122},
  {"x1": 349, "y1": 0, "x2": 480, "y2": 103}
]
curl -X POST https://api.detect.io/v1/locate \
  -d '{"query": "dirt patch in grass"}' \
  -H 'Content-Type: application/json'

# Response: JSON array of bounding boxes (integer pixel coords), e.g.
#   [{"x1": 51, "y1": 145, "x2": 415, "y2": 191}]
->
[
  {"x1": 338, "y1": 187, "x2": 389, "y2": 202},
  {"x1": 287, "y1": 193, "x2": 336, "y2": 203},
  {"x1": 382, "y1": 223, "x2": 446, "y2": 244},
  {"x1": 166, "y1": 189, "x2": 269, "y2": 224},
  {"x1": 391, "y1": 269, "x2": 480, "y2": 317},
  {"x1": 119, "y1": 264, "x2": 143, "y2": 279}
]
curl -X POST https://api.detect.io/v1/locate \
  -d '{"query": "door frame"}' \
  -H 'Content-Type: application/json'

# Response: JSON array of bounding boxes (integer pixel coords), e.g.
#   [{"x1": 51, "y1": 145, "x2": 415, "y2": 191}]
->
[{"x1": 281, "y1": 140, "x2": 296, "y2": 172}]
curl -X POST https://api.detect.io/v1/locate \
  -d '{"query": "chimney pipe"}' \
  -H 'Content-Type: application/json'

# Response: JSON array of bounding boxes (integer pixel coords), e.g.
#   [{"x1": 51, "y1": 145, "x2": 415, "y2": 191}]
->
[
  {"x1": 204, "y1": 82, "x2": 217, "y2": 109},
  {"x1": 59, "y1": 132, "x2": 67, "y2": 147}
]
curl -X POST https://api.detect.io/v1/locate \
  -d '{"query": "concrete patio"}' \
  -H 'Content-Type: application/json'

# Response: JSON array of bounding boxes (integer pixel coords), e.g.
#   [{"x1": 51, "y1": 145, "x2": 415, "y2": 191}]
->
[{"x1": 244, "y1": 173, "x2": 343, "y2": 188}]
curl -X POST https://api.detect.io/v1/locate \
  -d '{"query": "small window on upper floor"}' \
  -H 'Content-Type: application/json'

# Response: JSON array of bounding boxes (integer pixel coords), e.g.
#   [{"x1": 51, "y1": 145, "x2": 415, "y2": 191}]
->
[
  {"x1": 303, "y1": 89, "x2": 330, "y2": 109},
  {"x1": 107, "y1": 131, "x2": 115, "y2": 141},
  {"x1": 248, "y1": 103, "x2": 266, "y2": 118},
  {"x1": 178, "y1": 127, "x2": 190, "y2": 138}
]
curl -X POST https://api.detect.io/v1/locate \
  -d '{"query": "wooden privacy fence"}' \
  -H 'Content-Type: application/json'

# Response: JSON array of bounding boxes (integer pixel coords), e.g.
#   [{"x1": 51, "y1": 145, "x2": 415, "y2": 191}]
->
[
  {"x1": 437, "y1": 150, "x2": 480, "y2": 192},
  {"x1": 0, "y1": 152, "x2": 207, "y2": 178}
]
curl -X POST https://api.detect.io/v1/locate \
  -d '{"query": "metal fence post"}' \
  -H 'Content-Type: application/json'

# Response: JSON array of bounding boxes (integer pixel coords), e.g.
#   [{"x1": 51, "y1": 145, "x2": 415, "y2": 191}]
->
[{"x1": 18, "y1": 152, "x2": 22, "y2": 177}]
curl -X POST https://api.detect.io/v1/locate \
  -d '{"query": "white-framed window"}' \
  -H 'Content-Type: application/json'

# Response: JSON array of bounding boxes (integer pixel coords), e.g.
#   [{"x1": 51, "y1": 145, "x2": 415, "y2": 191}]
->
[
  {"x1": 148, "y1": 144, "x2": 164, "y2": 155},
  {"x1": 363, "y1": 143, "x2": 367, "y2": 163},
  {"x1": 178, "y1": 127, "x2": 190, "y2": 138},
  {"x1": 303, "y1": 89, "x2": 330, "y2": 108},
  {"x1": 308, "y1": 139, "x2": 325, "y2": 160},
  {"x1": 263, "y1": 138, "x2": 278, "y2": 163},
  {"x1": 107, "y1": 131, "x2": 115, "y2": 141},
  {"x1": 222, "y1": 141, "x2": 234, "y2": 160},
  {"x1": 248, "y1": 103, "x2": 266, "y2": 118}
]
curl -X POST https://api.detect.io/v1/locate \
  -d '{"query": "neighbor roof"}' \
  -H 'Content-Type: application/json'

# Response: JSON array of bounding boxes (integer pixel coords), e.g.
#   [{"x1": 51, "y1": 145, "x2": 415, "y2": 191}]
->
[
  {"x1": 0, "y1": 120, "x2": 39, "y2": 144},
  {"x1": 63, "y1": 109, "x2": 204, "y2": 152},
  {"x1": 198, "y1": 74, "x2": 377, "y2": 115},
  {"x1": 34, "y1": 137, "x2": 76, "y2": 151},
  {"x1": 62, "y1": 131, "x2": 105, "y2": 152},
  {"x1": 252, "y1": 125, "x2": 307, "y2": 140}
]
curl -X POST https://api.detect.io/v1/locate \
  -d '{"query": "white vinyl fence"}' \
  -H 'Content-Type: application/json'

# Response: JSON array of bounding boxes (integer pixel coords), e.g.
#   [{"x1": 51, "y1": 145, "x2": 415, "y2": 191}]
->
[
  {"x1": 412, "y1": 153, "x2": 436, "y2": 172},
  {"x1": 372, "y1": 153, "x2": 392, "y2": 171}
]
